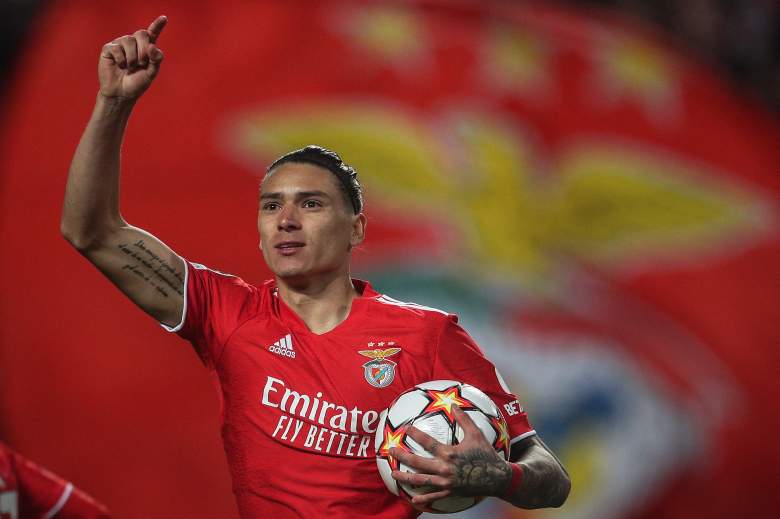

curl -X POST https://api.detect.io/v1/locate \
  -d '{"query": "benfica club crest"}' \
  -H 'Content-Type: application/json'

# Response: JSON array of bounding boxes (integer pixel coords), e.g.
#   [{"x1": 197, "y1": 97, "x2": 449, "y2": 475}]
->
[{"x1": 358, "y1": 346, "x2": 401, "y2": 388}]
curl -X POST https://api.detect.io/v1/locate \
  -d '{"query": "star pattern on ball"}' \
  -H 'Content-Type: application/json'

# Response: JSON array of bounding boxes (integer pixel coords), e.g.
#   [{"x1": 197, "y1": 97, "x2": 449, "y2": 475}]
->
[
  {"x1": 490, "y1": 415, "x2": 510, "y2": 456},
  {"x1": 377, "y1": 421, "x2": 409, "y2": 470},
  {"x1": 421, "y1": 386, "x2": 477, "y2": 422}
]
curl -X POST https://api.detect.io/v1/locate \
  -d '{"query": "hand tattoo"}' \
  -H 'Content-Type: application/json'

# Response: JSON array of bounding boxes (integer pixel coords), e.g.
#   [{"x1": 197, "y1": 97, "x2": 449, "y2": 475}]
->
[{"x1": 451, "y1": 449, "x2": 512, "y2": 497}]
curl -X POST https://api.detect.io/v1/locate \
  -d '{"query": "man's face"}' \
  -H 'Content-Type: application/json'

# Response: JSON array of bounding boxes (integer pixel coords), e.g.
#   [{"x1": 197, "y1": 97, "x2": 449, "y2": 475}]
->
[{"x1": 258, "y1": 162, "x2": 365, "y2": 282}]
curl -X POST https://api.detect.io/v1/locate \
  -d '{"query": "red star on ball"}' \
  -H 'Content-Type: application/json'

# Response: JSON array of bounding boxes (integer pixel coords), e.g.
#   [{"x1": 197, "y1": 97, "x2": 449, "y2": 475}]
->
[
  {"x1": 490, "y1": 414, "x2": 511, "y2": 457},
  {"x1": 378, "y1": 421, "x2": 409, "y2": 470},
  {"x1": 421, "y1": 386, "x2": 477, "y2": 422}
]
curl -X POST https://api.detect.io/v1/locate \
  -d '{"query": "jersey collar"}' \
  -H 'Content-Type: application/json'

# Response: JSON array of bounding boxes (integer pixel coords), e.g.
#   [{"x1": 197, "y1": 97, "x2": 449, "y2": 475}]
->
[{"x1": 266, "y1": 278, "x2": 377, "y2": 336}]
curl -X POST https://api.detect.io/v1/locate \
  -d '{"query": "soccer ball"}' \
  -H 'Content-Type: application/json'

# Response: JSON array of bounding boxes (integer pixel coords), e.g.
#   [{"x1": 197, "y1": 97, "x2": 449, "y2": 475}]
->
[{"x1": 375, "y1": 380, "x2": 511, "y2": 513}]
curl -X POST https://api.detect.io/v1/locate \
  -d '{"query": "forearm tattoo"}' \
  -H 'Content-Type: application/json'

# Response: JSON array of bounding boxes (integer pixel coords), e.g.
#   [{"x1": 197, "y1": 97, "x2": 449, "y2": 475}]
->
[
  {"x1": 508, "y1": 453, "x2": 571, "y2": 509},
  {"x1": 452, "y1": 449, "x2": 512, "y2": 497},
  {"x1": 117, "y1": 239, "x2": 184, "y2": 297}
]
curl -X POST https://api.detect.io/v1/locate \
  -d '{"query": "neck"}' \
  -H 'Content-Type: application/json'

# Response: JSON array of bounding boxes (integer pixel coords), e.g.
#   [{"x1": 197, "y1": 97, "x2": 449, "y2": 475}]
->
[{"x1": 276, "y1": 271, "x2": 358, "y2": 335}]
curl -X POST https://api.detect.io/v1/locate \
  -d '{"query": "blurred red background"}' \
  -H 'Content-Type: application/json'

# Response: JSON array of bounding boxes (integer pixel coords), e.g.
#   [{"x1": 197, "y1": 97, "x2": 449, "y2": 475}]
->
[{"x1": 1, "y1": 1, "x2": 778, "y2": 518}]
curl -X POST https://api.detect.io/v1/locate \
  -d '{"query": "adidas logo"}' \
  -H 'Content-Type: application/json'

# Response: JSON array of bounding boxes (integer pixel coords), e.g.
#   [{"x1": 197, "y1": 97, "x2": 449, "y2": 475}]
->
[{"x1": 268, "y1": 334, "x2": 296, "y2": 359}]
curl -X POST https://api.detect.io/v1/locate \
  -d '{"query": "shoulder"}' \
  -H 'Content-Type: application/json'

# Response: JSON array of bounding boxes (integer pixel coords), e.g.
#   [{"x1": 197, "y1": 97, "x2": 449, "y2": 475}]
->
[
  {"x1": 189, "y1": 262, "x2": 246, "y2": 284},
  {"x1": 187, "y1": 261, "x2": 255, "y2": 292},
  {"x1": 185, "y1": 261, "x2": 270, "y2": 311},
  {"x1": 369, "y1": 293, "x2": 456, "y2": 327}
]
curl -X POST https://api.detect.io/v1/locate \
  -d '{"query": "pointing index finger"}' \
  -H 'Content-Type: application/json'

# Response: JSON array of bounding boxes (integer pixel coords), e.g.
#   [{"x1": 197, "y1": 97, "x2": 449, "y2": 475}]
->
[{"x1": 147, "y1": 15, "x2": 168, "y2": 42}]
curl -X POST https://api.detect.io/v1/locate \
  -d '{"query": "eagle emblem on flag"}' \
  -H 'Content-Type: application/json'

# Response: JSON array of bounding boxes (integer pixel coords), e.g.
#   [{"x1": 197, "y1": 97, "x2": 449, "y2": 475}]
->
[{"x1": 358, "y1": 347, "x2": 401, "y2": 388}]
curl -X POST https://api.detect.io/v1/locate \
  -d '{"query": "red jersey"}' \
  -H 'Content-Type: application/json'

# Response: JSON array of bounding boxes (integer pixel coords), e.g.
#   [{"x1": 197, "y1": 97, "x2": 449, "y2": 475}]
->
[
  {"x1": 0, "y1": 443, "x2": 110, "y2": 519},
  {"x1": 164, "y1": 262, "x2": 535, "y2": 519}
]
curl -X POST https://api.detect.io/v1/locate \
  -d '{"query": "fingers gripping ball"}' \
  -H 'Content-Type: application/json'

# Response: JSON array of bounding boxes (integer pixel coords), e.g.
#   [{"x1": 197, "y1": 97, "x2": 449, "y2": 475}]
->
[{"x1": 375, "y1": 380, "x2": 511, "y2": 513}]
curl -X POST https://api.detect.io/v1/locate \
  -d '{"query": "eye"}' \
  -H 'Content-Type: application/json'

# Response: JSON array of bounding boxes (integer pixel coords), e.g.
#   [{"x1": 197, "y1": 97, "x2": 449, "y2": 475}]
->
[
  {"x1": 262, "y1": 202, "x2": 281, "y2": 211},
  {"x1": 302, "y1": 199, "x2": 322, "y2": 209}
]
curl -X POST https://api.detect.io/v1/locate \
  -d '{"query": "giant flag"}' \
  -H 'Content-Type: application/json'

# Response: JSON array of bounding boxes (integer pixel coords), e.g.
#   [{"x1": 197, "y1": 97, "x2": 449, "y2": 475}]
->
[{"x1": 1, "y1": 1, "x2": 778, "y2": 518}]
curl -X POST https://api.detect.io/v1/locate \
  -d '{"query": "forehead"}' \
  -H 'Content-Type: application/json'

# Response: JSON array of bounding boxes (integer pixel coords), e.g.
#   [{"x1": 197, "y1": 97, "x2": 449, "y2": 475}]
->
[{"x1": 261, "y1": 162, "x2": 341, "y2": 195}]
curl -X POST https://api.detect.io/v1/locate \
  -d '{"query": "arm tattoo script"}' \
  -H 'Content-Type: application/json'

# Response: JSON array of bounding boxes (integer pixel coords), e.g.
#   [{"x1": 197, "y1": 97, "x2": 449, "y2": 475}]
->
[{"x1": 117, "y1": 239, "x2": 184, "y2": 298}]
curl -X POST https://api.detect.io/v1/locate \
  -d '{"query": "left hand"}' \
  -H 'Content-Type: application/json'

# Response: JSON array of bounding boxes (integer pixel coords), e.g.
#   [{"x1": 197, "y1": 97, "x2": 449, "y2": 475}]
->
[{"x1": 390, "y1": 405, "x2": 512, "y2": 509}]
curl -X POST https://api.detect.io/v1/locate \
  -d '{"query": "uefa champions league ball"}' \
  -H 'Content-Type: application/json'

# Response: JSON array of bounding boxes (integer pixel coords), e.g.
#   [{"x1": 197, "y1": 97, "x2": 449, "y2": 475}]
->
[{"x1": 375, "y1": 380, "x2": 511, "y2": 513}]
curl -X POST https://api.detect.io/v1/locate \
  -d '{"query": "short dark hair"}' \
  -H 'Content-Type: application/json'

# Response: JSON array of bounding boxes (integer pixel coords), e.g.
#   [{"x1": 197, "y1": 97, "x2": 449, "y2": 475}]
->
[{"x1": 266, "y1": 145, "x2": 363, "y2": 214}]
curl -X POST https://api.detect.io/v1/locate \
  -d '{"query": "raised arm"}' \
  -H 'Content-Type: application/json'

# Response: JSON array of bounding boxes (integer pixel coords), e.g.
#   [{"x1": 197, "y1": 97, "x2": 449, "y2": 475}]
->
[{"x1": 61, "y1": 16, "x2": 185, "y2": 328}]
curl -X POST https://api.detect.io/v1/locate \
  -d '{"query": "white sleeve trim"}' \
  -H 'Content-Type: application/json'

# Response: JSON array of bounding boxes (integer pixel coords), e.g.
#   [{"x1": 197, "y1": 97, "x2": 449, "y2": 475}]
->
[
  {"x1": 509, "y1": 430, "x2": 537, "y2": 446},
  {"x1": 160, "y1": 257, "x2": 189, "y2": 333},
  {"x1": 374, "y1": 295, "x2": 450, "y2": 316},
  {"x1": 42, "y1": 482, "x2": 73, "y2": 519}
]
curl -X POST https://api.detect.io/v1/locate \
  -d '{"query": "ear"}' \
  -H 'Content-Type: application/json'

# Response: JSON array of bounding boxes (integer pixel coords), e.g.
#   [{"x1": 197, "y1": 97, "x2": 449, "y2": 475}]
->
[{"x1": 350, "y1": 213, "x2": 367, "y2": 249}]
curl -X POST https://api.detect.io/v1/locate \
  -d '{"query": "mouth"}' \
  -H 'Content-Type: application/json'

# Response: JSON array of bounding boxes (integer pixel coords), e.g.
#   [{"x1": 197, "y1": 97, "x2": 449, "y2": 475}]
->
[{"x1": 275, "y1": 241, "x2": 305, "y2": 256}]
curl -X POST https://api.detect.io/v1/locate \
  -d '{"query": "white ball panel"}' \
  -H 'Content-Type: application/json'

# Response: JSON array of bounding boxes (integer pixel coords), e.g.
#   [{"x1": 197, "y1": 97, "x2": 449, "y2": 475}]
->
[
  {"x1": 387, "y1": 390, "x2": 430, "y2": 426},
  {"x1": 411, "y1": 413, "x2": 453, "y2": 446},
  {"x1": 458, "y1": 410, "x2": 497, "y2": 445},
  {"x1": 461, "y1": 384, "x2": 500, "y2": 417},
  {"x1": 415, "y1": 379, "x2": 460, "y2": 391},
  {"x1": 376, "y1": 457, "x2": 399, "y2": 496},
  {"x1": 455, "y1": 424, "x2": 464, "y2": 444}
]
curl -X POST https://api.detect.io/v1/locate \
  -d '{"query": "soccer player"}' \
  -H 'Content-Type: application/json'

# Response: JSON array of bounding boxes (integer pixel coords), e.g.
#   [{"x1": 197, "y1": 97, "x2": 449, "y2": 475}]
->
[
  {"x1": 0, "y1": 442, "x2": 111, "y2": 518},
  {"x1": 61, "y1": 16, "x2": 570, "y2": 518}
]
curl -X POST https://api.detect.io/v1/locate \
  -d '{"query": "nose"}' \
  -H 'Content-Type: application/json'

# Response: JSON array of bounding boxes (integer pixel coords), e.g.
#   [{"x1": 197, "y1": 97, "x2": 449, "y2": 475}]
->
[{"x1": 278, "y1": 204, "x2": 301, "y2": 232}]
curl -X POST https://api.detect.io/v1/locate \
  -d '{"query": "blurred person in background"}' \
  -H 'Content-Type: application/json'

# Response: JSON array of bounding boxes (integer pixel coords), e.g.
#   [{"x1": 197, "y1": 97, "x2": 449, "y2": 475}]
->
[
  {"x1": 60, "y1": 15, "x2": 569, "y2": 519},
  {"x1": 0, "y1": 441, "x2": 110, "y2": 519}
]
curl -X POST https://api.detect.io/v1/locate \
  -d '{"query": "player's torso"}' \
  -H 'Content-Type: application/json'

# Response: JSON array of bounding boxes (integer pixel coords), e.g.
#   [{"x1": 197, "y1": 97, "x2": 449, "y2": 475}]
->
[
  {"x1": 214, "y1": 294, "x2": 437, "y2": 518},
  {"x1": 217, "y1": 306, "x2": 436, "y2": 459}
]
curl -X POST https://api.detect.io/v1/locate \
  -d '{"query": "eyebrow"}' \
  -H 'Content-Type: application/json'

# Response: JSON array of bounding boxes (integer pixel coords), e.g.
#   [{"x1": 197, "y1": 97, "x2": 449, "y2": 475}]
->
[{"x1": 260, "y1": 190, "x2": 332, "y2": 201}]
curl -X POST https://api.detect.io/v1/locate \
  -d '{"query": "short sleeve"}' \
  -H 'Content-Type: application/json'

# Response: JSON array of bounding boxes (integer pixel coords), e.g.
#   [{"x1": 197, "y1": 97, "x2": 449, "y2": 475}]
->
[
  {"x1": 432, "y1": 315, "x2": 536, "y2": 447},
  {"x1": 161, "y1": 261, "x2": 258, "y2": 368},
  {"x1": 15, "y1": 453, "x2": 68, "y2": 518},
  {"x1": 14, "y1": 451, "x2": 110, "y2": 518}
]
